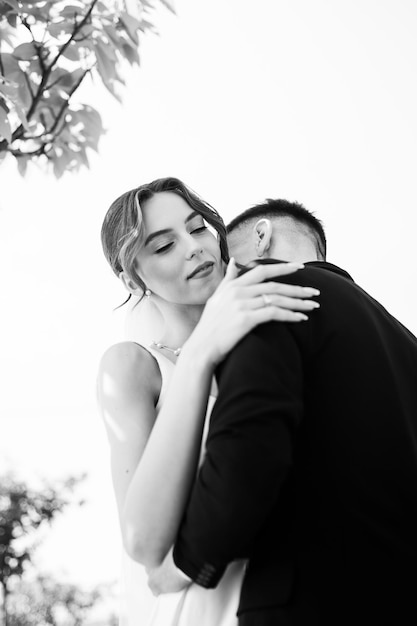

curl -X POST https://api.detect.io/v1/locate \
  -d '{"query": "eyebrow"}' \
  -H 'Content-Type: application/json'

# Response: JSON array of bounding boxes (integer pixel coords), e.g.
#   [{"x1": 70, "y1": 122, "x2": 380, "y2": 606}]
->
[
  {"x1": 144, "y1": 211, "x2": 201, "y2": 246},
  {"x1": 185, "y1": 210, "x2": 200, "y2": 224}
]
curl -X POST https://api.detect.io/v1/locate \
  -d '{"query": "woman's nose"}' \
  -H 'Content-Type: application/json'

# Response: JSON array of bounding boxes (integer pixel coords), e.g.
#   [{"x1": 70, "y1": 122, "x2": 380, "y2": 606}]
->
[{"x1": 185, "y1": 236, "x2": 204, "y2": 260}]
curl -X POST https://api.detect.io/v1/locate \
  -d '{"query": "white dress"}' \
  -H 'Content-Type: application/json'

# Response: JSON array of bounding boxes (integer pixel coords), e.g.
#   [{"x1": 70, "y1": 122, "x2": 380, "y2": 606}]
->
[{"x1": 119, "y1": 347, "x2": 246, "y2": 626}]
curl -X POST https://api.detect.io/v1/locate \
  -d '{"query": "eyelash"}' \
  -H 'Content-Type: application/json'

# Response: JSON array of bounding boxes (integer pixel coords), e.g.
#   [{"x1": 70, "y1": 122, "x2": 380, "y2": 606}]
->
[
  {"x1": 154, "y1": 226, "x2": 207, "y2": 254},
  {"x1": 155, "y1": 243, "x2": 174, "y2": 254}
]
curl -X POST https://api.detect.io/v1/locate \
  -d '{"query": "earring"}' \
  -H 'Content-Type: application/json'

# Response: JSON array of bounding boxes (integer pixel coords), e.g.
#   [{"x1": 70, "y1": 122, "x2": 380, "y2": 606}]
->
[{"x1": 144, "y1": 289, "x2": 151, "y2": 298}]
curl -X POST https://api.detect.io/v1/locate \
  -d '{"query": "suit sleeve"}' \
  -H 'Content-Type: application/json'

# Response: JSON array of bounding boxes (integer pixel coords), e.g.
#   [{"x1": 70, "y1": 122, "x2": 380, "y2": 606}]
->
[{"x1": 173, "y1": 322, "x2": 304, "y2": 588}]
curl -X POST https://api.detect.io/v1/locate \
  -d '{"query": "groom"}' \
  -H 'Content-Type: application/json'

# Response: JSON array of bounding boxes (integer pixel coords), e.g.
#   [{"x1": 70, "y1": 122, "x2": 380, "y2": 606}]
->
[{"x1": 154, "y1": 199, "x2": 417, "y2": 625}]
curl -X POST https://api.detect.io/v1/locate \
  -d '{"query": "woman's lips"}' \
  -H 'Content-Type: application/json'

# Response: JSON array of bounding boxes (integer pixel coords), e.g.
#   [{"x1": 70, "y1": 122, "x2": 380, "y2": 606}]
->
[{"x1": 187, "y1": 262, "x2": 215, "y2": 279}]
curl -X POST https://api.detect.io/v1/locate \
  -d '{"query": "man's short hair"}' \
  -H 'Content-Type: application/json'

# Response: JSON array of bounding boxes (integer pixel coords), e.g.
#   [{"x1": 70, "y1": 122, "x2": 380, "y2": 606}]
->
[{"x1": 227, "y1": 198, "x2": 327, "y2": 260}]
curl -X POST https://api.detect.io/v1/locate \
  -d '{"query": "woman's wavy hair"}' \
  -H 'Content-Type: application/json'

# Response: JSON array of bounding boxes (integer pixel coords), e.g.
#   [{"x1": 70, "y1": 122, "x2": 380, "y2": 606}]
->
[{"x1": 101, "y1": 177, "x2": 229, "y2": 305}]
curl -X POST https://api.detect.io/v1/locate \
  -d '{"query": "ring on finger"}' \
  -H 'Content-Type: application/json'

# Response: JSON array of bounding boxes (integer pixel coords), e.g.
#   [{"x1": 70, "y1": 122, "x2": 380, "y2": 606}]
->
[{"x1": 262, "y1": 294, "x2": 273, "y2": 307}]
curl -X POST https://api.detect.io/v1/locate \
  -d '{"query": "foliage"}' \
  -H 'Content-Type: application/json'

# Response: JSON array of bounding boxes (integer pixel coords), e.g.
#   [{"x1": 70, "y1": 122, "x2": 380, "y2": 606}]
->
[
  {"x1": 0, "y1": 473, "x2": 85, "y2": 590},
  {"x1": 0, "y1": 0, "x2": 174, "y2": 177},
  {"x1": 0, "y1": 472, "x2": 118, "y2": 625},
  {"x1": 6, "y1": 576, "x2": 116, "y2": 626}
]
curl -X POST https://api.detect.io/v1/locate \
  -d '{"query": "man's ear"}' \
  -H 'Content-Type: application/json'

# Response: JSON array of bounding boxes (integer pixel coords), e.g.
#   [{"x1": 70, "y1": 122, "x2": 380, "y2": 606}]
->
[
  {"x1": 119, "y1": 271, "x2": 143, "y2": 297},
  {"x1": 253, "y1": 218, "x2": 272, "y2": 257}
]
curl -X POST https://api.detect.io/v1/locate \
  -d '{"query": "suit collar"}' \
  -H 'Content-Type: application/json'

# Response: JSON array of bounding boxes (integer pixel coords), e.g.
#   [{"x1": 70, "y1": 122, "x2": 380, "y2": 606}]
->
[{"x1": 240, "y1": 258, "x2": 354, "y2": 282}]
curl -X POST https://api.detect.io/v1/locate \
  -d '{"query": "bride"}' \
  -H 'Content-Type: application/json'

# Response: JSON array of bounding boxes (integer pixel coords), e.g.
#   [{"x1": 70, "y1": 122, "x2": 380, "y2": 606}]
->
[{"x1": 97, "y1": 177, "x2": 318, "y2": 625}]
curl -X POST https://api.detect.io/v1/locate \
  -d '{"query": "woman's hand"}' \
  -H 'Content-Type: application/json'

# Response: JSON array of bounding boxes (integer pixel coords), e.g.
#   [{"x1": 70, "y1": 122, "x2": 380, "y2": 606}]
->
[
  {"x1": 146, "y1": 548, "x2": 191, "y2": 597},
  {"x1": 183, "y1": 258, "x2": 320, "y2": 368}
]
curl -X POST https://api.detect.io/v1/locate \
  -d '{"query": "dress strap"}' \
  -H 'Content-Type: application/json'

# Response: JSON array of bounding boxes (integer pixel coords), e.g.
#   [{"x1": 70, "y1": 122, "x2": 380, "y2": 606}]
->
[{"x1": 146, "y1": 345, "x2": 175, "y2": 413}]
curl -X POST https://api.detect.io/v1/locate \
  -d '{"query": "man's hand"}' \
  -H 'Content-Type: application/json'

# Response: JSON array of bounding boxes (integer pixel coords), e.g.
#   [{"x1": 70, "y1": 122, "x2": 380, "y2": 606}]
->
[{"x1": 146, "y1": 548, "x2": 192, "y2": 596}]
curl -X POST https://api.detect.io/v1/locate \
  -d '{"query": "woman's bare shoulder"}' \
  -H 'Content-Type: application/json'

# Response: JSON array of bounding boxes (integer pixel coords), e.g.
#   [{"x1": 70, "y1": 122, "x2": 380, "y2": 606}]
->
[
  {"x1": 97, "y1": 342, "x2": 162, "y2": 517},
  {"x1": 98, "y1": 340, "x2": 161, "y2": 403}
]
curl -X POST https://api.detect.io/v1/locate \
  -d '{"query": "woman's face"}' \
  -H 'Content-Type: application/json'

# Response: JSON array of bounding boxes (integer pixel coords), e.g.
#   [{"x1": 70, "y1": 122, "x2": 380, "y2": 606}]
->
[{"x1": 135, "y1": 191, "x2": 224, "y2": 306}]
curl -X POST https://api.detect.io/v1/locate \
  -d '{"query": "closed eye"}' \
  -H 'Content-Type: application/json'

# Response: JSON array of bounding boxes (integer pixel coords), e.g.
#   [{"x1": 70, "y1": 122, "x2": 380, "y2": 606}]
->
[
  {"x1": 191, "y1": 226, "x2": 207, "y2": 234},
  {"x1": 154, "y1": 242, "x2": 174, "y2": 254}
]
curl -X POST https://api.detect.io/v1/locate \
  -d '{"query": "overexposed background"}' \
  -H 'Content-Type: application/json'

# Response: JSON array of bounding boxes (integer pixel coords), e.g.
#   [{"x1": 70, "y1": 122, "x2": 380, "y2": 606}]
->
[{"x1": 1, "y1": 0, "x2": 416, "y2": 592}]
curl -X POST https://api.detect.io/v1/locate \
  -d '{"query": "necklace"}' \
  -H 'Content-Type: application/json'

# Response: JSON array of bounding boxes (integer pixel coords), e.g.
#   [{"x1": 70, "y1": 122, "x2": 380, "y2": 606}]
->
[{"x1": 150, "y1": 340, "x2": 182, "y2": 357}]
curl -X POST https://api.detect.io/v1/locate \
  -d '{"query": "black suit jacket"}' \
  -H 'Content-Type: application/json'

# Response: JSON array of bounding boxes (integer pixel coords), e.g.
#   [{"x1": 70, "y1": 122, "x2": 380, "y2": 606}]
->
[{"x1": 173, "y1": 261, "x2": 417, "y2": 625}]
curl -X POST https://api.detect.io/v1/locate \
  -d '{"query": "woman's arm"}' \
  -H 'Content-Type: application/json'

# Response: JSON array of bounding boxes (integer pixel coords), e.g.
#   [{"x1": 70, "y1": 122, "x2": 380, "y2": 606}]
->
[
  {"x1": 120, "y1": 345, "x2": 213, "y2": 567},
  {"x1": 98, "y1": 261, "x2": 320, "y2": 569}
]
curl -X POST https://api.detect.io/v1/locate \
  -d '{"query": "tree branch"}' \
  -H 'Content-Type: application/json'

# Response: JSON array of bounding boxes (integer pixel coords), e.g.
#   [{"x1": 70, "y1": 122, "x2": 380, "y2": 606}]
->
[
  {"x1": 45, "y1": 75, "x2": 67, "y2": 92},
  {"x1": 23, "y1": 70, "x2": 34, "y2": 100},
  {"x1": 48, "y1": 0, "x2": 98, "y2": 73},
  {"x1": 11, "y1": 145, "x2": 46, "y2": 157},
  {"x1": 47, "y1": 69, "x2": 90, "y2": 136},
  {"x1": 11, "y1": 0, "x2": 98, "y2": 141},
  {"x1": 41, "y1": 19, "x2": 50, "y2": 46},
  {"x1": 21, "y1": 16, "x2": 33, "y2": 36},
  {"x1": 34, "y1": 43, "x2": 47, "y2": 75},
  {"x1": 72, "y1": 33, "x2": 93, "y2": 43}
]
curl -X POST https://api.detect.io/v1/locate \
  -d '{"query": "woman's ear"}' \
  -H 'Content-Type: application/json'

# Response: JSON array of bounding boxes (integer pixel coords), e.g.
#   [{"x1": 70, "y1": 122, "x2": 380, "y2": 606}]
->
[
  {"x1": 119, "y1": 271, "x2": 143, "y2": 297},
  {"x1": 253, "y1": 218, "x2": 273, "y2": 257}
]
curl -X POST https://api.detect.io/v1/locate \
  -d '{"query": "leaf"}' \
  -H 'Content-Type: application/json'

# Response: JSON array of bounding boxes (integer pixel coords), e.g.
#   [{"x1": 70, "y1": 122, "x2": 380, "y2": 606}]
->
[
  {"x1": 61, "y1": 38, "x2": 93, "y2": 61},
  {"x1": 0, "y1": 75, "x2": 12, "y2": 98},
  {"x1": 0, "y1": 52, "x2": 21, "y2": 76},
  {"x1": 119, "y1": 11, "x2": 142, "y2": 45},
  {"x1": 48, "y1": 67, "x2": 86, "y2": 96},
  {"x1": 103, "y1": 78, "x2": 122, "y2": 102},
  {"x1": 13, "y1": 42, "x2": 38, "y2": 61},
  {"x1": 0, "y1": 76, "x2": 29, "y2": 129},
  {"x1": 46, "y1": 91, "x2": 67, "y2": 114},
  {"x1": 95, "y1": 37, "x2": 117, "y2": 62},
  {"x1": 0, "y1": 97, "x2": 9, "y2": 113},
  {"x1": 157, "y1": 0, "x2": 176, "y2": 14},
  {"x1": 17, "y1": 154, "x2": 29, "y2": 177},
  {"x1": 47, "y1": 20, "x2": 73, "y2": 38},
  {"x1": 138, "y1": 18, "x2": 156, "y2": 33},
  {"x1": 21, "y1": 4, "x2": 50, "y2": 21},
  {"x1": 122, "y1": 41, "x2": 139, "y2": 66},
  {"x1": 52, "y1": 149, "x2": 71, "y2": 178},
  {"x1": 68, "y1": 67, "x2": 87, "y2": 87},
  {"x1": 35, "y1": 104, "x2": 55, "y2": 129},
  {"x1": 60, "y1": 4, "x2": 84, "y2": 18},
  {"x1": 1, "y1": 56, "x2": 33, "y2": 109},
  {"x1": 6, "y1": 12, "x2": 17, "y2": 27},
  {"x1": 96, "y1": 1, "x2": 108, "y2": 12},
  {"x1": 94, "y1": 40, "x2": 115, "y2": 76},
  {"x1": 0, "y1": 105, "x2": 11, "y2": 143},
  {"x1": 77, "y1": 23, "x2": 95, "y2": 39},
  {"x1": 77, "y1": 146, "x2": 89, "y2": 168},
  {"x1": 83, "y1": 128, "x2": 100, "y2": 151},
  {"x1": 27, "y1": 57, "x2": 41, "y2": 76},
  {"x1": 94, "y1": 41, "x2": 122, "y2": 99},
  {"x1": 73, "y1": 104, "x2": 102, "y2": 132},
  {"x1": 60, "y1": 41, "x2": 82, "y2": 61},
  {"x1": 103, "y1": 23, "x2": 122, "y2": 48},
  {"x1": 56, "y1": 125, "x2": 73, "y2": 144},
  {"x1": 48, "y1": 66, "x2": 71, "y2": 88},
  {"x1": 71, "y1": 104, "x2": 103, "y2": 151},
  {"x1": 3, "y1": 0, "x2": 20, "y2": 12},
  {"x1": 16, "y1": 72, "x2": 32, "y2": 109}
]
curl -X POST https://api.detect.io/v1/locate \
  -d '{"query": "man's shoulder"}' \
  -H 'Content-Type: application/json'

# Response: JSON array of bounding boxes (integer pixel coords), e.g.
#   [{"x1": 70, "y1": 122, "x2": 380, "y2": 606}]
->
[
  {"x1": 240, "y1": 259, "x2": 353, "y2": 280},
  {"x1": 304, "y1": 261, "x2": 354, "y2": 282},
  {"x1": 239, "y1": 259, "x2": 355, "y2": 294}
]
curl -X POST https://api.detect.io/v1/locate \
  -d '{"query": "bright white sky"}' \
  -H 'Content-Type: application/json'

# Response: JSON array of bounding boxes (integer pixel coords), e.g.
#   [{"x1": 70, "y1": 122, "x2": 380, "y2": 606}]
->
[{"x1": 1, "y1": 0, "x2": 417, "y2": 592}]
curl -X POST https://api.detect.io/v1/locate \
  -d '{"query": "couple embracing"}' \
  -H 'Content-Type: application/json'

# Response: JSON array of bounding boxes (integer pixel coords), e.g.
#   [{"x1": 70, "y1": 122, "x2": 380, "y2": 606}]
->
[{"x1": 98, "y1": 177, "x2": 417, "y2": 626}]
